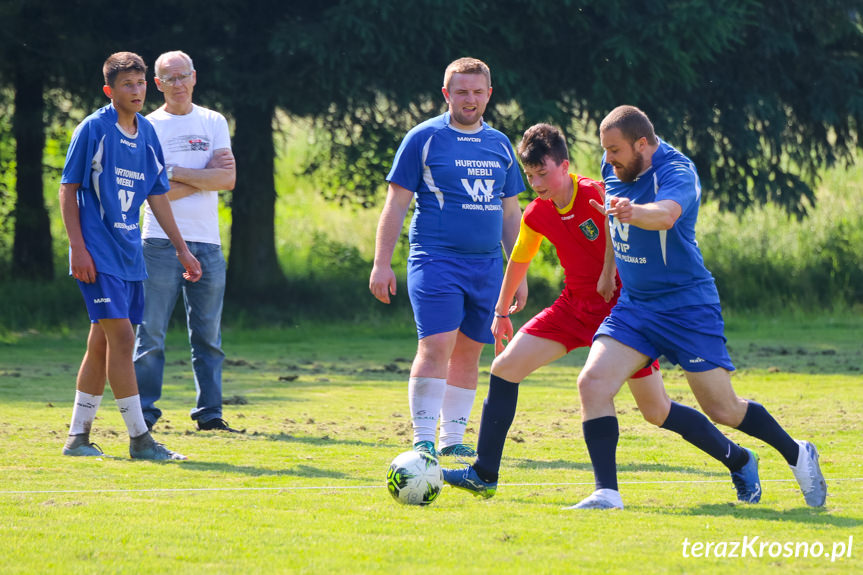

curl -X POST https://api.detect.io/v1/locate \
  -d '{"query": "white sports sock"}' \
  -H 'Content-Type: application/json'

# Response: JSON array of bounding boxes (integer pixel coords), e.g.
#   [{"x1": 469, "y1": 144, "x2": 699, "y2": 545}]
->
[
  {"x1": 69, "y1": 391, "x2": 102, "y2": 436},
  {"x1": 408, "y1": 377, "x2": 447, "y2": 444},
  {"x1": 115, "y1": 395, "x2": 149, "y2": 438},
  {"x1": 439, "y1": 384, "x2": 477, "y2": 448}
]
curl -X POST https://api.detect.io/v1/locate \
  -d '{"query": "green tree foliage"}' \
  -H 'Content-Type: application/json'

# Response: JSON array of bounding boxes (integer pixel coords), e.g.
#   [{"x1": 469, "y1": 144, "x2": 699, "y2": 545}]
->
[
  {"x1": 0, "y1": 0, "x2": 156, "y2": 279},
  {"x1": 0, "y1": 91, "x2": 14, "y2": 271},
  {"x1": 0, "y1": 2, "x2": 53, "y2": 279},
  {"x1": 648, "y1": 0, "x2": 863, "y2": 216},
  {"x1": 313, "y1": 0, "x2": 863, "y2": 218},
  {"x1": 1, "y1": 0, "x2": 862, "y2": 292}
]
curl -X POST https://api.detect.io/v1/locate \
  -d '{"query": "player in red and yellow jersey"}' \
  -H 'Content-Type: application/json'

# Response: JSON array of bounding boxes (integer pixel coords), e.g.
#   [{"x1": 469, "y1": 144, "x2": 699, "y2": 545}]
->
[{"x1": 443, "y1": 124, "x2": 760, "y2": 505}]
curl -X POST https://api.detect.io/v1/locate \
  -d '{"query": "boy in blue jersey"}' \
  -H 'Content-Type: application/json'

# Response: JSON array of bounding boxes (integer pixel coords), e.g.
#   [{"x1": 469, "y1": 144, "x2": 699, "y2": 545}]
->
[
  {"x1": 59, "y1": 52, "x2": 202, "y2": 460},
  {"x1": 570, "y1": 105, "x2": 826, "y2": 509},
  {"x1": 370, "y1": 57, "x2": 526, "y2": 459}
]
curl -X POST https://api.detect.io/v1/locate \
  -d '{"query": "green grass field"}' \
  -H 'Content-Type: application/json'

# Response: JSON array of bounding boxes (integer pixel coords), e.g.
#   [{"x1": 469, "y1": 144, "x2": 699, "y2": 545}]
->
[{"x1": 0, "y1": 315, "x2": 860, "y2": 574}]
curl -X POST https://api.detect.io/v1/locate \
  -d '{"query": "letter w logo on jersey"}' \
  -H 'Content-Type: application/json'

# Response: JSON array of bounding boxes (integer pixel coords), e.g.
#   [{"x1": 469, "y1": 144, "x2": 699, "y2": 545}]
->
[
  {"x1": 609, "y1": 216, "x2": 630, "y2": 241},
  {"x1": 460, "y1": 178, "x2": 495, "y2": 202},
  {"x1": 118, "y1": 190, "x2": 135, "y2": 213}
]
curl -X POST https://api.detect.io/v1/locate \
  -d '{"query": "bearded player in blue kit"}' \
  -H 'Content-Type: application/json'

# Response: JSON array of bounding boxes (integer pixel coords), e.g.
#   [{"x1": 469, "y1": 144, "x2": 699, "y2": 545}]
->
[
  {"x1": 570, "y1": 105, "x2": 826, "y2": 509},
  {"x1": 59, "y1": 52, "x2": 201, "y2": 460},
  {"x1": 370, "y1": 57, "x2": 526, "y2": 459},
  {"x1": 442, "y1": 124, "x2": 761, "y2": 505}
]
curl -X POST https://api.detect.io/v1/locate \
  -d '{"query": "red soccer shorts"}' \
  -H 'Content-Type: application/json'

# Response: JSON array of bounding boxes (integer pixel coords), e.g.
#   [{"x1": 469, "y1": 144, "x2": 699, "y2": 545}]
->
[{"x1": 519, "y1": 290, "x2": 659, "y2": 378}]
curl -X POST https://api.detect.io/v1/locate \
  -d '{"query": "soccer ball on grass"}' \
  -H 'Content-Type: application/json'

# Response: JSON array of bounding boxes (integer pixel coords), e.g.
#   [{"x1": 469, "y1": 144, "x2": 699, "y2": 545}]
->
[{"x1": 386, "y1": 450, "x2": 443, "y2": 506}]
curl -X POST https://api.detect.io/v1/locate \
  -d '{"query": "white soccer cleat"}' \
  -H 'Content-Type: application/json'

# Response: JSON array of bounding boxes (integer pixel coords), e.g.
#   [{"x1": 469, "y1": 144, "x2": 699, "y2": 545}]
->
[
  {"x1": 563, "y1": 488, "x2": 624, "y2": 510},
  {"x1": 790, "y1": 440, "x2": 827, "y2": 507}
]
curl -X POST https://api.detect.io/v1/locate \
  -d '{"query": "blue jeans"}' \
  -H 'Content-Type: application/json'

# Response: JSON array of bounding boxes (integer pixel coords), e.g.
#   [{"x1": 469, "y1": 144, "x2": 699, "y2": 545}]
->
[{"x1": 133, "y1": 238, "x2": 226, "y2": 425}]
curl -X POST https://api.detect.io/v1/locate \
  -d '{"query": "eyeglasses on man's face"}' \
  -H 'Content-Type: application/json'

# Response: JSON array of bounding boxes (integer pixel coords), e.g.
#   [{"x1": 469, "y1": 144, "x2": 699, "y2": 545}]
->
[{"x1": 158, "y1": 71, "x2": 194, "y2": 86}]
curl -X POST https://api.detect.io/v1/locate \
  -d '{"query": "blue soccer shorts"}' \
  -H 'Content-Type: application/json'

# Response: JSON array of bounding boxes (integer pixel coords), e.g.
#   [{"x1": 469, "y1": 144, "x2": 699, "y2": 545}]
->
[
  {"x1": 595, "y1": 301, "x2": 735, "y2": 372},
  {"x1": 77, "y1": 273, "x2": 144, "y2": 324},
  {"x1": 406, "y1": 254, "x2": 503, "y2": 344}
]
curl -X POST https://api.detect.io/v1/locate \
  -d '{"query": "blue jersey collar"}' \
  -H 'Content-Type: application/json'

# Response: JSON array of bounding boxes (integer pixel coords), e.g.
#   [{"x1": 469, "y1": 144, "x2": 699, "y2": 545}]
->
[{"x1": 443, "y1": 112, "x2": 486, "y2": 134}]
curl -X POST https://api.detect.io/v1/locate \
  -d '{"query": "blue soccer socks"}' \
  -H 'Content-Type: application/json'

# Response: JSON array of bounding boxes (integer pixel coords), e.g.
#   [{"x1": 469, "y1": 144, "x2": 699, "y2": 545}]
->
[
  {"x1": 583, "y1": 416, "x2": 619, "y2": 492},
  {"x1": 473, "y1": 374, "x2": 520, "y2": 483},
  {"x1": 736, "y1": 401, "x2": 800, "y2": 466},
  {"x1": 661, "y1": 401, "x2": 748, "y2": 470}
]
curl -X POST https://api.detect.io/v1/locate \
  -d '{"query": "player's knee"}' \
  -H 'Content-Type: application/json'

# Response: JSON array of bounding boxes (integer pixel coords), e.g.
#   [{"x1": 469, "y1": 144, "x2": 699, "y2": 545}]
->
[
  {"x1": 489, "y1": 355, "x2": 506, "y2": 377},
  {"x1": 577, "y1": 369, "x2": 611, "y2": 404},
  {"x1": 639, "y1": 404, "x2": 668, "y2": 427},
  {"x1": 701, "y1": 403, "x2": 737, "y2": 426},
  {"x1": 490, "y1": 353, "x2": 518, "y2": 382},
  {"x1": 413, "y1": 348, "x2": 449, "y2": 373},
  {"x1": 86, "y1": 336, "x2": 108, "y2": 359}
]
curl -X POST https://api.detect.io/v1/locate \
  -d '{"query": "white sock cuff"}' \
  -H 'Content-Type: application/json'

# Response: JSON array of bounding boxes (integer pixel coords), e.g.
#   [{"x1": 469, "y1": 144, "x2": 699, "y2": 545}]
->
[
  {"x1": 115, "y1": 394, "x2": 149, "y2": 438},
  {"x1": 75, "y1": 390, "x2": 102, "y2": 403},
  {"x1": 408, "y1": 377, "x2": 447, "y2": 444},
  {"x1": 69, "y1": 391, "x2": 103, "y2": 436},
  {"x1": 408, "y1": 376, "x2": 447, "y2": 388},
  {"x1": 439, "y1": 385, "x2": 477, "y2": 448},
  {"x1": 442, "y1": 384, "x2": 476, "y2": 404}
]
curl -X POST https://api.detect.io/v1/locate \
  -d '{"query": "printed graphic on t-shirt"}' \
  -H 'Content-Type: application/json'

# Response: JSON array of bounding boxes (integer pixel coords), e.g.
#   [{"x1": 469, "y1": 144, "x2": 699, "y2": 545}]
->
[{"x1": 162, "y1": 134, "x2": 211, "y2": 153}]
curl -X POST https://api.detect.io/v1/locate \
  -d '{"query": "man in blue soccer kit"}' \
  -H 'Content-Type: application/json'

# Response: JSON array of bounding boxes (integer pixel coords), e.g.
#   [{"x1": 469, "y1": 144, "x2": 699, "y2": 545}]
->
[
  {"x1": 370, "y1": 57, "x2": 526, "y2": 459},
  {"x1": 570, "y1": 105, "x2": 826, "y2": 509},
  {"x1": 59, "y1": 52, "x2": 201, "y2": 460},
  {"x1": 442, "y1": 123, "x2": 760, "y2": 505}
]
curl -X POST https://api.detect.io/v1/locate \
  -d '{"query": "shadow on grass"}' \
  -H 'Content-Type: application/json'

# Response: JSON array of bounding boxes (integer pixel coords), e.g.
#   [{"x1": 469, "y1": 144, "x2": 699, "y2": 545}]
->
[
  {"x1": 151, "y1": 428, "x2": 390, "y2": 449},
  {"x1": 510, "y1": 458, "x2": 727, "y2": 477},
  {"x1": 246, "y1": 431, "x2": 386, "y2": 449},
  {"x1": 150, "y1": 426, "x2": 409, "y2": 452},
  {"x1": 679, "y1": 503, "x2": 862, "y2": 527},
  {"x1": 175, "y1": 460, "x2": 357, "y2": 480}
]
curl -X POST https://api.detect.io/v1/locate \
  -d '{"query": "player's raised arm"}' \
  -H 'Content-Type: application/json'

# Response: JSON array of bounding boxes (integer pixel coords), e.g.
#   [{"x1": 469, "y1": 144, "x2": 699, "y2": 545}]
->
[
  {"x1": 590, "y1": 196, "x2": 681, "y2": 230},
  {"x1": 610, "y1": 197, "x2": 681, "y2": 229},
  {"x1": 370, "y1": 182, "x2": 413, "y2": 304}
]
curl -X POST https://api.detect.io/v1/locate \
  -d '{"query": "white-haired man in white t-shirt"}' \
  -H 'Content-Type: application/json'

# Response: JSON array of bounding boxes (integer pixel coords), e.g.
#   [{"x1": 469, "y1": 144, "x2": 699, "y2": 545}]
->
[{"x1": 134, "y1": 50, "x2": 238, "y2": 432}]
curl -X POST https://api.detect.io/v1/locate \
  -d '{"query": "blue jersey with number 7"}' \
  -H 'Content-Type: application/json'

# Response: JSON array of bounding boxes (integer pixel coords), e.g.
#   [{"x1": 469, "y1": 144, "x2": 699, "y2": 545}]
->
[{"x1": 62, "y1": 104, "x2": 169, "y2": 281}]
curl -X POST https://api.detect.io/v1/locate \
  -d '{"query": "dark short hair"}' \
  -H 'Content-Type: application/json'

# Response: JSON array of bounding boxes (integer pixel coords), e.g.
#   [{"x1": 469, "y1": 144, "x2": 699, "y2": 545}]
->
[
  {"x1": 103, "y1": 52, "x2": 147, "y2": 87},
  {"x1": 517, "y1": 123, "x2": 569, "y2": 167},
  {"x1": 599, "y1": 105, "x2": 658, "y2": 146}
]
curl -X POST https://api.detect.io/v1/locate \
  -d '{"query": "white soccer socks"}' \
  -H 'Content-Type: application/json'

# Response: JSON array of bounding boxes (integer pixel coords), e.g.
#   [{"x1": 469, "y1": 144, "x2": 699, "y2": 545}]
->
[
  {"x1": 68, "y1": 390, "x2": 102, "y2": 436},
  {"x1": 408, "y1": 376, "x2": 446, "y2": 445},
  {"x1": 115, "y1": 394, "x2": 149, "y2": 439},
  {"x1": 439, "y1": 384, "x2": 477, "y2": 449}
]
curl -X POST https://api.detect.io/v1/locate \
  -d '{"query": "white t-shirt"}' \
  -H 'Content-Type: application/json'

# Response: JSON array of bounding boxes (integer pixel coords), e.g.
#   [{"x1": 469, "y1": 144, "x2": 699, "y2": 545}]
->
[{"x1": 141, "y1": 104, "x2": 231, "y2": 245}]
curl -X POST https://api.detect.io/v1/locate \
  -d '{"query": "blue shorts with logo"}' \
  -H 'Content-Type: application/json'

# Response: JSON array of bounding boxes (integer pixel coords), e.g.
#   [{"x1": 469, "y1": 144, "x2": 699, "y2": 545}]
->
[
  {"x1": 595, "y1": 301, "x2": 735, "y2": 372},
  {"x1": 77, "y1": 273, "x2": 144, "y2": 324},
  {"x1": 406, "y1": 254, "x2": 503, "y2": 344}
]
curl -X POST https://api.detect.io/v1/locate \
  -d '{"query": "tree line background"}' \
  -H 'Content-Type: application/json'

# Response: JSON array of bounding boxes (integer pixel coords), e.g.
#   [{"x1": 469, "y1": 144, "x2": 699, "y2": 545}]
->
[{"x1": 1, "y1": 0, "x2": 862, "y2": 325}]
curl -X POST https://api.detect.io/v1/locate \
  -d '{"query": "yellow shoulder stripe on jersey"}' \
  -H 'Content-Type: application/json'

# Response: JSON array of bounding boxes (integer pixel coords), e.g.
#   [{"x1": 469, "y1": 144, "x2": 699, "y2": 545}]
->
[{"x1": 510, "y1": 216, "x2": 544, "y2": 263}]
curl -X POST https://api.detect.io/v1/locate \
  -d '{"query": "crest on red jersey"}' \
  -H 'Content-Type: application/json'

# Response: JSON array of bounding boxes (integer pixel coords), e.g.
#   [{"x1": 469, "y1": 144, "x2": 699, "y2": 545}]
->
[{"x1": 579, "y1": 219, "x2": 600, "y2": 241}]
